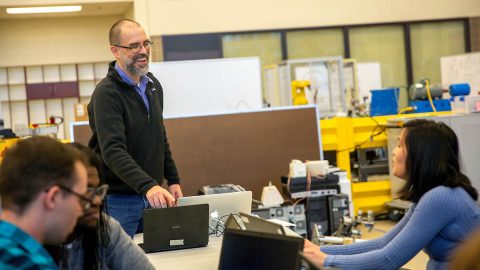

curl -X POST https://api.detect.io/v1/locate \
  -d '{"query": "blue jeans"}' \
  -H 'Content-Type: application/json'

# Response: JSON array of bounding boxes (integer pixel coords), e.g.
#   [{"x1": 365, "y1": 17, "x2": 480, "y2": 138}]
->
[{"x1": 105, "y1": 194, "x2": 150, "y2": 238}]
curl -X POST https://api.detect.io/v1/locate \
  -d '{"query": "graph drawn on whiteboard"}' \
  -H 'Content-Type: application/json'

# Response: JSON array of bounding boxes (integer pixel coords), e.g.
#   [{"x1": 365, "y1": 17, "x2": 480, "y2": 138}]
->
[{"x1": 441, "y1": 52, "x2": 480, "y2": 95}]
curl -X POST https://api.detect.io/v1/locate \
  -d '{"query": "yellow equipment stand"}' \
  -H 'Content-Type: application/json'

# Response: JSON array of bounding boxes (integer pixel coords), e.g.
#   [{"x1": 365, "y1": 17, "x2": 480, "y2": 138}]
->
[
  {"x1": 320, "y1": 112, "x2": 450, "y2": 214},
  {"x1": 0, "y1": 138, "x2": 20, "y2": 162}
]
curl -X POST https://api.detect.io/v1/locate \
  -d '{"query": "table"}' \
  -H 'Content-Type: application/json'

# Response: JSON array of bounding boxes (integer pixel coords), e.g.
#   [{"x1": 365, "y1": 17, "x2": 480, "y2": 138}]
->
[{"x1": 134, "y1": 220, "x2": 428, "y2": 270}]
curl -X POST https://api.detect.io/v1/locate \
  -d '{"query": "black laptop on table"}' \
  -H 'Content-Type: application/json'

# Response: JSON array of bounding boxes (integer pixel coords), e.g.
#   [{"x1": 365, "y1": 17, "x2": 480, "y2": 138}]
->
[
  {"x1": 140, "y1": 204, "x2": 209, "y2": 253},
  {"x1": 219, "y1": 212, "x2": 304, "y2": 270}
]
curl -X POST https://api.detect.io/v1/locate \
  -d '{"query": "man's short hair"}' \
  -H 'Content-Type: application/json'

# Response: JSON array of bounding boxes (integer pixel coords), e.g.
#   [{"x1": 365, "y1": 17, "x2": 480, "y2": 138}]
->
[
  {"x1": 0, "y1": 136, "x2": 86, "y2": 213},
  {"x1": 109, "y1": 19, "x2": 141, "y2": 46}
]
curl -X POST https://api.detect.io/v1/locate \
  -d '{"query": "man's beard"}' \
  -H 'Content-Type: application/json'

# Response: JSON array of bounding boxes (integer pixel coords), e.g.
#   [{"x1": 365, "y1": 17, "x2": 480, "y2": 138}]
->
[{"x1": 125, "y1": 53, "x2": 149, "y2": 76}]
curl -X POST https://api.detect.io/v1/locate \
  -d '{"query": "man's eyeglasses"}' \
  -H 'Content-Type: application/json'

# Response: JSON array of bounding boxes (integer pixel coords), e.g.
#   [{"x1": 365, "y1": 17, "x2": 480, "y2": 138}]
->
[
  {"x1": 58, "y1": 184, "x2": 95, "y2": 210},
  {"x1": 113, "y1": 41, "x2": 153, "y2": 53},
  {"x1": 57, "y1": 184, "x2": 108, "y2": 210}
]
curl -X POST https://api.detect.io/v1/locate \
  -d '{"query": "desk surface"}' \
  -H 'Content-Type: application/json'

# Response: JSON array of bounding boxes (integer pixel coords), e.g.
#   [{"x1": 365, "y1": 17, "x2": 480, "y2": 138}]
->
[
  {"x1": 134, "y1": 234, "x2": 223, "y2": 270},
  {"x1": 134, "y1": 220, "x2": 428, "y2": 270}
]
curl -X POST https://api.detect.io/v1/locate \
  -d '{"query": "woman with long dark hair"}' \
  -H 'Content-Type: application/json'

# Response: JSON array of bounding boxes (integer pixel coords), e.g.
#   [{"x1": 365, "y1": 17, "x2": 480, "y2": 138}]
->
[
  {"x1": 304, "y1": 119, "x2": 480, "y2": 270},
  {"x1": 46, "y1": 143, "x2": 154, "y2": 270}
]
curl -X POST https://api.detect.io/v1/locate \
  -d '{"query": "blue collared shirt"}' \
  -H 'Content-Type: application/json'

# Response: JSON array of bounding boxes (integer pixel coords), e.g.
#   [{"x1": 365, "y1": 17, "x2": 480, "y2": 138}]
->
[
  {"x1": 115, "y1": 63, "x2": 151, "y2": 112},
  {"x1": 0, "y1": 220, "x2": 58, "y2": 270}
]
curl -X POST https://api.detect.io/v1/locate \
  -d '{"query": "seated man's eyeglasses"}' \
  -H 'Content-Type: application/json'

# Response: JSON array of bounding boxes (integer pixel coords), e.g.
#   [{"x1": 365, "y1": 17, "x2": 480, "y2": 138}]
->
[
  {"x1": 113, "y1": 41, "x2": 153, "y2": 53},
  {"x1": 85, "y1": 184, "x2": 109, "y2": 201}
]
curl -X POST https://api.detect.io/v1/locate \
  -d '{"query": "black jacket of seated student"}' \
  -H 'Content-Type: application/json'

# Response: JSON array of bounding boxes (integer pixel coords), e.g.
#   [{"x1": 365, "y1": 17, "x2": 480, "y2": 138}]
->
[{"x1": 45, "y1": 143, "x2": 154, "y2": 270}]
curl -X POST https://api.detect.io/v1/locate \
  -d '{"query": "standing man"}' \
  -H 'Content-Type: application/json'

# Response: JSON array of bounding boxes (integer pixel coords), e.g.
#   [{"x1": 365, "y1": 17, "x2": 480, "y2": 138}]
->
[
  {"x1": 88, "y1": 19, "x2": 183, "y2": 238},
  {"x1": 0, "y1": 136, "x2": 88, "y2": 270}
]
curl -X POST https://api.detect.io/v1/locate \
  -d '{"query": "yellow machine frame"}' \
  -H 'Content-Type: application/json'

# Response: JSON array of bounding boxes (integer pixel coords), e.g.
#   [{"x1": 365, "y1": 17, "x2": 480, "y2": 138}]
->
[{"x1": 320, "y1": 112, "x2": 450, "y2": 214}]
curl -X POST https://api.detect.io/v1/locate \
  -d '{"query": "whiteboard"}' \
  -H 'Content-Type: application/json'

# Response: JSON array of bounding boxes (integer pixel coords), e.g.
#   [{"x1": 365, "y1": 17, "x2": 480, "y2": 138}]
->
[
  {"x1": 357, "y1": 62, "x2": 382, "y2": 103},
  {"x1": 149, "y1": 57, "x2": 263, "y2": 117},
  {"x1": 441, "y1": 52, "x2": 480, "y2": 95}
]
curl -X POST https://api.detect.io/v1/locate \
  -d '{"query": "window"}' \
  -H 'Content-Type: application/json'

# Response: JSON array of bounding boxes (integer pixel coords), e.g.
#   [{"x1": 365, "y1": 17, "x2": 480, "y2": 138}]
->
[
  {"x1": 350, "y1": 25, "x2": 407, "y2": 88},
  {"x1": 286, "y1": 28, "x2": 344, "y2": 59},
  {"x1": 222, "y1": 32, "x2": 283, "y2": 68},
  {"x1": 410, "y1": 21, "x2": 465, "y2": 84}
]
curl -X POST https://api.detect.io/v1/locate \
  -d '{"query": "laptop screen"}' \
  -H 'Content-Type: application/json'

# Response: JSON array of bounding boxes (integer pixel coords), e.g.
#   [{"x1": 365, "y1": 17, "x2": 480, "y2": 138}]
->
[
  {"x1": 218, "y1": 228, "x2": 304, "y2": 270},
  {"x1": 177, "y1": 191, "x2": 252, "y2": 234}
]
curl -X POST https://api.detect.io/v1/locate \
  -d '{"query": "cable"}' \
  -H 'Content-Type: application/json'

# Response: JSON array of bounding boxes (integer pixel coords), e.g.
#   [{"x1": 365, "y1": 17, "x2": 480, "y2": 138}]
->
[
  {"x1": 209, "y1": 214, "x2": 242, "y2": 237},
  {"x1": 425, "y1": 80, "x2": 437, "y2": 112},
  {"x1": 292, "y1": 197, "x2": 305, "y2": 206},
  {"x1": 336, "y1": 119, "x2": 387, "y2": 153},
  {"x1": 398, "y1": 106, "x2": 415, "y2": 114}
]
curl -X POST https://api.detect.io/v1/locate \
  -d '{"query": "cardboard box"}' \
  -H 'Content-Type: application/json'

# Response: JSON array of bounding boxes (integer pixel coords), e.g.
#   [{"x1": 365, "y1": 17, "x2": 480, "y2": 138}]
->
[{"x1": 74, "y1": 103, "x2": 88, "y2": 121}]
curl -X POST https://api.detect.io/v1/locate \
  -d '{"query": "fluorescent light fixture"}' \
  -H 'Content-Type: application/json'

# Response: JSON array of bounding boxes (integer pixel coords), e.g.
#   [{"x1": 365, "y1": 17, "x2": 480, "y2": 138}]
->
[{"x1": 6, "y1": 6, "x2": 82, "y2": 14}]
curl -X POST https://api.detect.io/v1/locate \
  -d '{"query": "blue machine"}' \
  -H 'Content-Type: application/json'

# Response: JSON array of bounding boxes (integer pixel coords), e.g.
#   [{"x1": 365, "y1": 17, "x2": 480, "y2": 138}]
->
[
  {"x1": 407, "y1": 79, "x2": 451, "y2": 113},
  {"x1": 449, "y1": 83, "x2": 470, "y2": 97},
  {"x1": 370, "y1": 88, "x2": 399, "y2": 116},
  {"x1": 408, "y1": 99, "x2": 451, "y2": 113}
]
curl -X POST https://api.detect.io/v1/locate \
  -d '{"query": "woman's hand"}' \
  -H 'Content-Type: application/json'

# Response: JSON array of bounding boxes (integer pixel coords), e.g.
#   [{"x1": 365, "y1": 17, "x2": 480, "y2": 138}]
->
[{"x1": 303, "y1": 239, "x2": 327, "y2": 267}]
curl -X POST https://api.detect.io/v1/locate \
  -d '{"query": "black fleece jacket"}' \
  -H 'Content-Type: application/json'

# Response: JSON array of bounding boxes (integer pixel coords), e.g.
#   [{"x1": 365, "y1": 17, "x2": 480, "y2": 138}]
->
[{"x1": 88, "y1": 61, "x2": 180, "y2": 195}]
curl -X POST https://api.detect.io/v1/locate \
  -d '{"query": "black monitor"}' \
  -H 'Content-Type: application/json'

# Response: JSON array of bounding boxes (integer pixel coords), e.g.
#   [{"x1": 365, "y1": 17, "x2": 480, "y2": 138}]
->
[{"x1": 218, "y1": 214, "x2": 304, "y2": 270}]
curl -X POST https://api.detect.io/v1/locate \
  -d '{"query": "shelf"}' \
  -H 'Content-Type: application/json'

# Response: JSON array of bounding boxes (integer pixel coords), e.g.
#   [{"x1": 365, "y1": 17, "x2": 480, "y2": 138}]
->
[
  {"x1": 94, "y1": 62, "x2": 108, "y2": 78},
  {"x1": 7, "y1": 67, "x2": 25, "y2": 84},
  {"x1": 9, "y1": 84, "x2": 27, "y2": 101},
  {"x1": 60, "y1": 64, "x2": 77, "y2": 81},
  {"x1": 80, "y1": 96, "x2": 91, "y2": 104},
  {"x1": 44, "y1": 65, "x2": 61, "y2": 83},
  {"x1": 78, "y1": 63, "x2": 94, "y2": 80},
  {"x1": 79, "y1": 80, "x2": 95, "y2": 97},
  {"x1": 29, "y1": 100, "x2": 47, "y2": 124},
  {"x1": 0, "y1": 86, "x2": 8, "y2": 102},
  {"x1": 26, "y1": 66, "x2": 43, "y2": 84},
  {"x1": 0, "y1": 68, "x2": 7, "y2": 85},
  {"x1": 0, "y1": 61, "x2": 108, "y2": 140}
]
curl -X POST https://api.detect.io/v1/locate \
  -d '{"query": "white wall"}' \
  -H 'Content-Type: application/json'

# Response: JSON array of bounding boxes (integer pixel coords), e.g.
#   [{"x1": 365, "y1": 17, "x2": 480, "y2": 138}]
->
[
  {"x1": 0, "y1": 15, "x2": 121, "y2": 67},
  {"x1": 139, "y1": 0, "x2": 480, "y2": 35}
]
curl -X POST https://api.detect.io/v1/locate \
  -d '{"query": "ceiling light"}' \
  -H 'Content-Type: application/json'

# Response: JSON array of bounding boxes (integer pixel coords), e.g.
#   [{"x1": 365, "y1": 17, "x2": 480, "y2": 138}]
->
[{"x1": 6, "y1": 6, "x2": 82, "y2": 14}]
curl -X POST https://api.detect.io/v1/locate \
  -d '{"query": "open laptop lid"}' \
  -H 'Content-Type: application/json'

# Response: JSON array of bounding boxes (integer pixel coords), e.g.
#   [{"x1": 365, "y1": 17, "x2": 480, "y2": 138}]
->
[
  {"x1": 177, "y1": 191, "x2": 252, "y2": 221},
  {"x1": 225, "y1": 212, "x2": 286, "y2": 236},
  {"x1": 142, "y1": 204, "x2": 209, "y2": 253},
  {"x1": 218, "y1": 227, "x2": 304, "y2": 270}
]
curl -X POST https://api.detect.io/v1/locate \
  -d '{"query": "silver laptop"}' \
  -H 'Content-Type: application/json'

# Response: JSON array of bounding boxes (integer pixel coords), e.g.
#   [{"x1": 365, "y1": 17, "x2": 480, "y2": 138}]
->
[
  {"x1": 177, "y1": 191, "x2": 252, "y2": 233},
  {"x1": 140, "y1": 204, "x2": 209, "y2": 253}
]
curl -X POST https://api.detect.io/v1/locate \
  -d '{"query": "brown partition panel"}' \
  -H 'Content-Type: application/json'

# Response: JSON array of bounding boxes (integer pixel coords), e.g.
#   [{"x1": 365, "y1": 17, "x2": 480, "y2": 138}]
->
[
  {"x1": 71, "y1": 106, "x2": 322, "y2": 199},
  {"x1": 72, "y1": 122, "x2": 92, "y2": 146},
  {"x1": 164, "y1": 107, "x2": 321, "y2": 199}
]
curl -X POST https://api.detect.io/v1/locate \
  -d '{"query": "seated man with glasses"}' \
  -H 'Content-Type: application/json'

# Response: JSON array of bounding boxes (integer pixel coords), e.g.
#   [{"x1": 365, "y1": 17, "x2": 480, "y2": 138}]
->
[
  {"x1": 46, "y1": 143, "x2": 154, "y2": 270},
  {"x1": 0, "y1": 136, "x2": 88, "y2": 270}
]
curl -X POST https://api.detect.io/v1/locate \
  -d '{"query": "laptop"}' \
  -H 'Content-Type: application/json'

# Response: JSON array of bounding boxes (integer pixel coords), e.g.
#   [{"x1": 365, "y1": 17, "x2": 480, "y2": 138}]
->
[
  {"x1": 140, "y1": 204, "x2": 209, "y2": 253},
  {"x1": 177, "y1": 191, "x2": 252, "y2": 232},
  {"x1": 218, "y1": 225, "x2": 304, "y2": 270},
  {"x1": 225, "y1": 212, "x2": 286, "y2": 236}
]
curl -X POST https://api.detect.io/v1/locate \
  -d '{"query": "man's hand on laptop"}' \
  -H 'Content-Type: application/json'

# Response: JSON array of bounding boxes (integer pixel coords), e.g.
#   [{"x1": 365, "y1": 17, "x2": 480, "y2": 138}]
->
[
  {"x1": 168, "y1": 184, "x2": 183, "y2": 201},
  {"x1": 146, "y1": 185, "x2": 175, "y2": 208}
]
